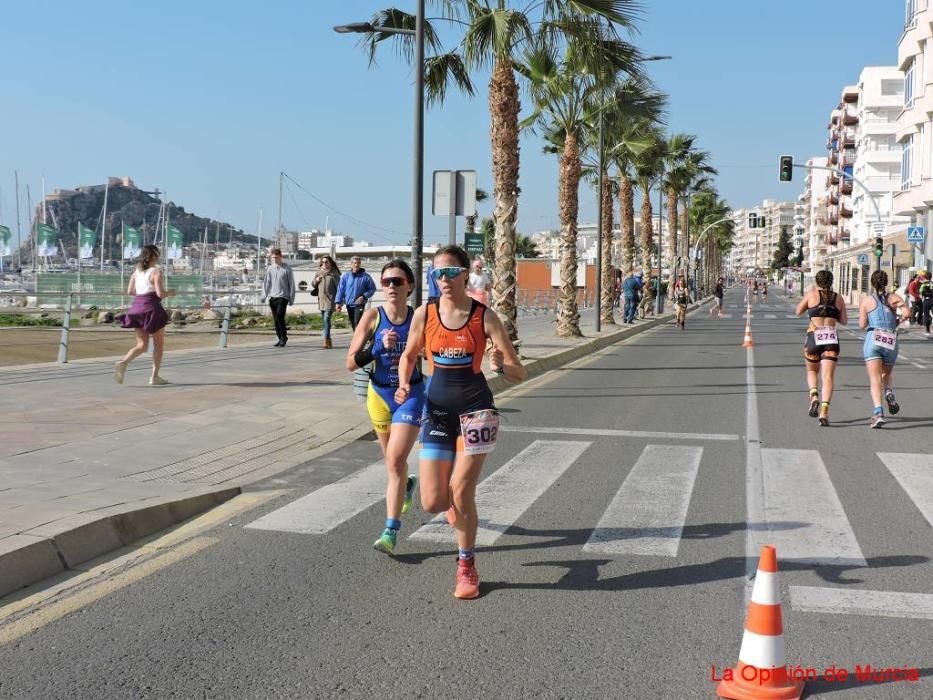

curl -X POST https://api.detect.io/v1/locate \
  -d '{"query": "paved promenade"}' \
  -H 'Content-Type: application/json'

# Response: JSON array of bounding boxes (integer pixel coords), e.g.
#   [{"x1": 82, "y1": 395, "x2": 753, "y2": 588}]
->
[{"x1": 0, "y1": 304, "x2": 692, "y2": 597}]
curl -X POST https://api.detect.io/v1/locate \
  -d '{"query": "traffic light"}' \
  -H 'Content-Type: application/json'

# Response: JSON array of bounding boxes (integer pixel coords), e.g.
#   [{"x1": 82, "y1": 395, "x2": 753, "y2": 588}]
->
[
  {"x1": 779, "y1": 155, "x2": 794, "y2": 182},
  {"x1": 873, "y1": 237, "x2": 884, "y2": 257}
]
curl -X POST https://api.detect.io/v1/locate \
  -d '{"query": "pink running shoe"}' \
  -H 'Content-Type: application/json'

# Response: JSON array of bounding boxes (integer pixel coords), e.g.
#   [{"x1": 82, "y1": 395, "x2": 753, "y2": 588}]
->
[{"x1": 454, "y1": 558, "x2": 480, "y2": 600}]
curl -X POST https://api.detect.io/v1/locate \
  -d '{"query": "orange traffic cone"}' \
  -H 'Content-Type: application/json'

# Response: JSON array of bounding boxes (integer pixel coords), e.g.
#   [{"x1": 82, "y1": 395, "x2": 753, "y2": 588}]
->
[
  {"x1": 716, "y1": 545, "x2": 804, "y2": 700},
  {"x1": 742, "y1": 320, "x2": 755, "y2": 348}
]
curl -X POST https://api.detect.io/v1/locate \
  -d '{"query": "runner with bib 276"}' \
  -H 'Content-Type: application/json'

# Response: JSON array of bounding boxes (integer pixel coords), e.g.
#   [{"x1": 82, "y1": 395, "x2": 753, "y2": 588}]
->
[
  {"x1": 859, "y1": 270, "x2": 910, "y2": 428},
  {"x1": 796, "y1": 270, "x2": 846, "y2": 426},
  {"x1": 395, "y1": 245, "x2": 526, "y2": 600}
]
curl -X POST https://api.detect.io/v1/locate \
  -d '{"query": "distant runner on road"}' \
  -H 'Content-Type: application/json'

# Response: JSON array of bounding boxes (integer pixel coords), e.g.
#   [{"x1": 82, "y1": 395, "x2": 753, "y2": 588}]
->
[{"x1": 710, "y1": 277, "x2": 724, "y2": 317}]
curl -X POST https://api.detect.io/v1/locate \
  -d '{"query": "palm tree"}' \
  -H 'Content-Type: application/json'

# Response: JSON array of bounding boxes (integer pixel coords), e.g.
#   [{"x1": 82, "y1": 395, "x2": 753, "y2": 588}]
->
[
  {"x1": 361, "y1": 1, "x2": 644, "y2": 343},
  {"x1": 689, "y1": 190, "x2": 733, "y2": 292},
  {"x1": 525, "y1": 44, "x2": 612, "y2": 337},
  {"x1": 632, "y1": 127, "x2": 666, "y2": 279},
  {"x1": 663, "y1": 141, "x2": 716, "y2": 288},
  {"x1": 465, "y1": 187, "x2": 489, "y2": 233}
]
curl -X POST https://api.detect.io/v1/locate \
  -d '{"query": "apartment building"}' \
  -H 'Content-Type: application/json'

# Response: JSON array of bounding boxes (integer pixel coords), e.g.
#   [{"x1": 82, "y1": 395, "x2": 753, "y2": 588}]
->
[
  {"x1": 799, "y1": 156, "x2": 831, "y2": 271},
  {"x1": 729, "y1": 200, "x2": 796, "y2": 274},
  {"x1": 894, "y1": 0, "x2": 933, "y2": 275}
]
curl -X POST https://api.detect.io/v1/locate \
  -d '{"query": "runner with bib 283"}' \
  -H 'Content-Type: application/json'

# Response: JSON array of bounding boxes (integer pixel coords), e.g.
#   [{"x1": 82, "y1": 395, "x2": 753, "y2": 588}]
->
[
  {"x1": 859, "y1": 270, "x2": 910, "y2": 428},
  {"x1": 395, "y1": 245, "x2": 526, "y2": 600},
  {"x1": 796, "y1": 270, "x2": 846, "y2": 426}
]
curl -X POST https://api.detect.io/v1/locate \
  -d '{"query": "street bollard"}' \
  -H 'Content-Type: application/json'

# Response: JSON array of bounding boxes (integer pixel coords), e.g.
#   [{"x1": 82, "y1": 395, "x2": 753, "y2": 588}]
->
[
  {"x1": 218, "y1": 305, "x2": 232, "y2": 348},
  {"x1": 57, "y1": 294, "x2": 73, "y2": 364}
]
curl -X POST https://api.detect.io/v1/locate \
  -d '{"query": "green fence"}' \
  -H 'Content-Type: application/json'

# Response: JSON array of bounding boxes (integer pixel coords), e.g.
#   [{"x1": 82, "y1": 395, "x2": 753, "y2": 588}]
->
[{"x1": 37, "y1": 273, "x2": 204, "y2": 309}]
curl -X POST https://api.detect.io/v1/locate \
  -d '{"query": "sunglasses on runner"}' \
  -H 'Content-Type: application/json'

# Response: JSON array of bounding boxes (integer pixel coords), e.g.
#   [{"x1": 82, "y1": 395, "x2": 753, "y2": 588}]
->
[
  {"x1": 381, "y1": 277, "x2": 407, "y2": 288},
  {"x1": 431, "y1": 266, "x2": 466, "y2": 280}
]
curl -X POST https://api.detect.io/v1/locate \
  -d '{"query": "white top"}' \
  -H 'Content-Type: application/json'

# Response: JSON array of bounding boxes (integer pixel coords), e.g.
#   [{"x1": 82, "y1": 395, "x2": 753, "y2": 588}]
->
[
  {"x1": 133, "y1": 266, "x2": 158, "y2": 294},
  {"x1": 468, "y1": 270, "x2": 490, "y2": 293}
]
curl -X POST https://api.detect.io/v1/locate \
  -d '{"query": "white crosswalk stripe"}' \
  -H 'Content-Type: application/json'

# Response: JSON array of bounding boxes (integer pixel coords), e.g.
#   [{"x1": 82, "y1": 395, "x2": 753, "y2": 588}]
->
[
  {"x1": 583, "y1": 445, "x2": 703, "y2": 557},
  {"x1": 877, "y1": 453, "x2": 933, "y2": 528},
  {"x1": 750, "y1": 448, "x2": 866, "y2": 566},
  {"x1": 409, "y1": 440, "x2": 591, "y2": 546},
  {"x1": 245, "y1": 460, "x2": 391, "y2": 534}
]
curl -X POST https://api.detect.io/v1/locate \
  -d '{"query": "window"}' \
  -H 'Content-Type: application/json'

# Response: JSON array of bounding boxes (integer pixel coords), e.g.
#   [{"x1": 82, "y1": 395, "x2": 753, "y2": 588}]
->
[
  {"x1": 902, "y1": 135, "x2": 913, "y2": 190},
  {"x1": 881, "y1": 79, "x2": 904, "y2": 97},
  {"x1": 904, "y1": 60, "x2": 915, "y2": 107},
  {"x1": 907, "y1": 0, "x2": 918, "y2": 26},
  {"x1": 860, "y1": 263, "x2": 869, "y2": 292}
]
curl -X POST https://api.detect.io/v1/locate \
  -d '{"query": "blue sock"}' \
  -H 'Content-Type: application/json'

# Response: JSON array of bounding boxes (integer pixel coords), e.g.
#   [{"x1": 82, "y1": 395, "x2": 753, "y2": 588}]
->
[
  {"x1": 386, "y1": 518, "x2": 401, "y2": 532},
  {"x1": 873, "y1": 406, "x2": 883, "y2": 416},
  {"x1": 458, "y1": 548, "x2": 474, "y2": 561}
]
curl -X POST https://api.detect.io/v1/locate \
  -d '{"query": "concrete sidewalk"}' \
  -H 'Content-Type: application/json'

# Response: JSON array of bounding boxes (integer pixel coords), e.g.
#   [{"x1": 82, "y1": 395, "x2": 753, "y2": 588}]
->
[{"x1": 0, "y1": 303, "x2": 694, "y2": 597}]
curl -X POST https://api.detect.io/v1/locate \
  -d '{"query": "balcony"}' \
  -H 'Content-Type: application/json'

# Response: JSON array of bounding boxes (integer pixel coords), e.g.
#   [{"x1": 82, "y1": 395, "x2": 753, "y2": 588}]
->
[
  {"x1": 840, "y1": 206, "x2": 853, "y2": 218},
  {"x1": 829, "y1": 235, "x2": 839, "y2": 246},
  {"x1": 840, "y1": 230, "x2": 851, "y2": 242},
  {"x1": 841, "y1": 134, "x2": 855, "y2": 148},
  {"x1": 830, "y1": 173, "x2": 839, "y2": 185},
  {"x1": 840, "y1": 181, "x2": 853, "y2": 195},
  {"x1": 829, "y1": 152, "x2": 839, "y2": 165},
  {"x1": 829, "y1": 193, "x2": 839, "y2": 205},
  {"x1": 843, "y1": 111, "x2": 859, "y2": 126},
  {"x1": 842, "y1": 87, "x2": 859, "y2": 103}
]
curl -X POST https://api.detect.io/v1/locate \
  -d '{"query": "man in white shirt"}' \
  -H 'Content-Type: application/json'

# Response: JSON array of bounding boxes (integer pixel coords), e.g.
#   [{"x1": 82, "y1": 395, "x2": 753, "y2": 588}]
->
[{"x1": 467, "y1": 259, "x2": 492, "y2": 306}]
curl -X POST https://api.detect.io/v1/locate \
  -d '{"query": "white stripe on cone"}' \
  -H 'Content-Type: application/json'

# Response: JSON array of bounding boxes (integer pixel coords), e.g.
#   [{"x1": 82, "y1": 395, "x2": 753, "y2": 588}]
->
[
  {"x1": 750, "y1": 571, "x2": 780, "y2": 605},
  {"x1": 738, "y1": 629, "x2": 786, "y2": 670}
]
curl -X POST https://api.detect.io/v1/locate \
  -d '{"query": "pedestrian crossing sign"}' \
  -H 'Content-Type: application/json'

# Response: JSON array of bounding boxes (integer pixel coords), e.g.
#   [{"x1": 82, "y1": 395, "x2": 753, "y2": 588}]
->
[{"x1": 907, "y1": 226, "x2": 925, "y2": 244}]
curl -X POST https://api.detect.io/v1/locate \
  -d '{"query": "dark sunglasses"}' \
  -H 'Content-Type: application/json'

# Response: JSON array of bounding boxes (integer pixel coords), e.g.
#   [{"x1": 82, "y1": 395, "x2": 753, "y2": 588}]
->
[
  {"x1": 431, "y1": 266, "x2": 466, "y2": 280},
  {"x1": 381, "y1": 276, "x2": 407, "y2": 288}
]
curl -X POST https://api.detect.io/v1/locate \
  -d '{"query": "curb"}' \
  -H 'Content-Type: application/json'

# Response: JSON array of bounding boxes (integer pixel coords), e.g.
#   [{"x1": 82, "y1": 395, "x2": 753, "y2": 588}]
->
[{"x1": 0, "y1": 487, "x2": 240, "y2": 599}]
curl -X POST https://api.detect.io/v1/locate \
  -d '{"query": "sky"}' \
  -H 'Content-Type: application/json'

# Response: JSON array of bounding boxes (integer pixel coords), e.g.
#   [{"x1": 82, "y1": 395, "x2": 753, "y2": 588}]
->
[{"x1": 0, "y1": 1, "x2": 906, "y2": 249}]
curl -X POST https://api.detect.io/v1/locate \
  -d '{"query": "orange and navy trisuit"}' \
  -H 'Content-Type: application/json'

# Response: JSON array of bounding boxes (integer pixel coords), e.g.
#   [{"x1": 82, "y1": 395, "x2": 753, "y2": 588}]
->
[{"x1": 420, "y1": 299, "x2": 495, "y2": 462}]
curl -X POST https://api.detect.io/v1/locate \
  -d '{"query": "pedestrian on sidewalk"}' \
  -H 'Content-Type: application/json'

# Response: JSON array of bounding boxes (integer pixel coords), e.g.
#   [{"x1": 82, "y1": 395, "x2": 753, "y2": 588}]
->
[
  {"x1": 396, "y1": 245, "x2": 526, "y2": 600},
  {"x1": 621, "y1": 270, "x2": 642, "y2": 324},
  {"x1": 313, "y1": 255, "x2": 340, "y2": 348},
  {"x1": 346, "y1": 259, "x2": 425, "y2": 554},
  {"x1": 261, "y1": 248, "x2": 296, "y2": 347},
  {"x1": 906, "y1": 271, "x2": 922, "y2": 325},
  {"x1": 467, "y1": 258, "x2": 492, "y2": 307},
  {"x1": 919, "y1": 271, "x2": 933, "y2": 337},
  {"x1": 859, "y1": 270, "x2": 910, "y2": 428},
  {"x1": 114, "y1": 244, "x2": 175, "y2": 386},
  {"x1": 335, "y1": 256, "x2": 376, "y2": 330}
]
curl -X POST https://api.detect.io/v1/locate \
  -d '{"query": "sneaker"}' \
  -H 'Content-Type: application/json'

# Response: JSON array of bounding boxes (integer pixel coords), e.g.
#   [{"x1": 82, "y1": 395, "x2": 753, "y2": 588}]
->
[
  {"x1": 884, "y1": 390, "x2": 900, "y2": 415},
  {"x1": 807, "y1": 396, "x2": 820, "y2": 418},
  {"x1": 113, "y1": 361, "x2": 127, "y2": 385},
  {"x1": 149, "y1": 376, "x2": 170, "y2": 386},
  {"x1": 446, "y1": 505, "x2": 456, "y2": 527},
  {"x1": 372, "y1": 528, "x2": 397, "y2": 554},
  {"x1": 818, "y1": 403, "x2": 830, "y2": 427},
  {"x1": 402, "y1": 474, "x2": 418, "y2": 514},
  {"x1": 870, "y1": 414, "x2": 886, "y2": 429},
  {"x1": 454, "y1": 558, "x2": 480, "y2": 599}
]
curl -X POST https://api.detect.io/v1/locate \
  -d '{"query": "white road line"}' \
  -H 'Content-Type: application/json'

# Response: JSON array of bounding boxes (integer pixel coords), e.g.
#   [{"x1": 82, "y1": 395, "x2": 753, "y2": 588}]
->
[
  {"x1": 877, "y1": 453, "x2": 933, "y2": 528},
  {"x1": 784, "y1": 315, "x2": 799, "y2": 319},
  {"x1": 245, "y1": 460, "x2": 389, "y2": 534},
  {"x1": 409, "y1": 440, "x2": 590, "y2": 546},
  {"x1": 790, "y1": 586, "x2": 933, "y2": 620},
  {"x1": 506, "y1": 425, "x2": 739, "y2": 442},
  {"x1": 583, "y1": 445, "x2": 703, "y2": 557},
  {"x1": 745, "y1": 345, "x2": 765, "y2": 578},
  {"x1": 915, "y1": 363, "x2": 928, "y2": 370},
  {"x1": 753, "y1": 449, "x2": 865, "y2": 566},
  {"x1": 764, "y1": 314, "x2": 776, "y2": 319}
]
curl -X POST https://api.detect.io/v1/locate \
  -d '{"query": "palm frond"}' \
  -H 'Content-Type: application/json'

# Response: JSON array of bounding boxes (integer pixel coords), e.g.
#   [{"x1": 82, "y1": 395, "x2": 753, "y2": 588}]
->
[{"x1": 424, "y1": 52, "x2": 476, "y2": 105}]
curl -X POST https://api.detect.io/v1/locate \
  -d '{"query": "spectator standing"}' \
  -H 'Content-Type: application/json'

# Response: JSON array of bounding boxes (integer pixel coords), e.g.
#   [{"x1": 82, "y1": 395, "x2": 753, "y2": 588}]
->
[
  {"x1": 335, "y1": 256, "x2": 376, "y2": 330},
  {"x1": 313, "y1": 255, "x2": 341, "y2": 348},
  {"x1": 906, "y1": 272, "x2": 922, "y2": 324},
  {"x1": 426, "y1": 261, "x2": 441, "y2": 303},
  {"x1": 467, "y1": 258, "x2": 492, "y2": 306},
  {"x1": 621, "y1": 270, "x2": 642, "y2": 324},
  {"x1": 262, "y1": 248, "x2": 295, "y2": 347}
]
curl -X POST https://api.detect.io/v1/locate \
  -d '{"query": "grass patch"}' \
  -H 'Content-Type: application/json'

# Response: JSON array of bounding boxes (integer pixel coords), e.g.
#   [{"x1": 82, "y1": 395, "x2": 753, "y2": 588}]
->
[{"x1": 0, "y1": 313, "x2": 63, "y2": 328}]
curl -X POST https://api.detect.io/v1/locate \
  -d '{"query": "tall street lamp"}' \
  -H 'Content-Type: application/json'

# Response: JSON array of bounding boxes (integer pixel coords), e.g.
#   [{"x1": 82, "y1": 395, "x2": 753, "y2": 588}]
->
[
  {"x1": 594, "y1": 55, "x2": 670, "y2": 332},
  {"x1": 335, "y1": 1, "x2": 426, "y2": 305}
]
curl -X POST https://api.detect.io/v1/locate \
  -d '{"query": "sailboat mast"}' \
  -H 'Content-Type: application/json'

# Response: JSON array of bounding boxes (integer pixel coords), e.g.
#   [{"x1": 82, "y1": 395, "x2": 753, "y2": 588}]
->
[
  {"x1": 14, "y1": 170, "x2": 22, "y2": 269},
  {"x1": 27, "y1": 185, "x2": 35, "y2": 272},
  {"x1": 99, "y1": 181, "x2": 109, "y2": 273},
  {"x1": 277, "y1": 171, "x2": 284, "y2": 234}
]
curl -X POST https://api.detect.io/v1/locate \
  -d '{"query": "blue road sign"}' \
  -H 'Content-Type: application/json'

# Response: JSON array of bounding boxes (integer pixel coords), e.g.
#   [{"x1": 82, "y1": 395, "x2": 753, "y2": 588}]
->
[
  {"x1": 907, "y1": 226, "x2": 926, "y2": 244},
  {"x1": 857, "y1": 254, "x2": 869, "y2": 265}
]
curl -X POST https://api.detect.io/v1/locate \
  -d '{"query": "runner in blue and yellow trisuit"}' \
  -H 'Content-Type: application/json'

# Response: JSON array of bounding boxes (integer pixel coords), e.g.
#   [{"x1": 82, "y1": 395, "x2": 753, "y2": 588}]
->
[{"x1": 346, "y1": 259, "x2": 424, "y2": 554}]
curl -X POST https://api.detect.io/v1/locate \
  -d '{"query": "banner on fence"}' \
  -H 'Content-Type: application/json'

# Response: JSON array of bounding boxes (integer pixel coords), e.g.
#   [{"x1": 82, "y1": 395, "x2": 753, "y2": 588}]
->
[
  {"x1": 0, "y1": 225, "x2": 11, "y2": 257},
  {"x1": 166, "y1": 225, "x2": 184, "y2": 260},
  {"x1": 37, "y1": 224, "x2": 59, "y2": 257},
  {"x1": 122, "y1": 225, "x2": 141, "y2": 260},
  {"x1": 78, "y1": 225, "x2": 97, "y2": 259}
]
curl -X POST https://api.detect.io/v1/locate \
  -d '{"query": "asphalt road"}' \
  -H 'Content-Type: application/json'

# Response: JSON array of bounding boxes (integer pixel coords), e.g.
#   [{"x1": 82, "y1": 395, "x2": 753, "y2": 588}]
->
[{"x1": 2, "y1": 288, "x2": 932, "y2": 699}]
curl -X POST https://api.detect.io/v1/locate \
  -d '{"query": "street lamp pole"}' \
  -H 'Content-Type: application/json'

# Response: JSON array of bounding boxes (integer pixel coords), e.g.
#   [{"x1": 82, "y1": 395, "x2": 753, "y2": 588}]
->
[
  {"x1": 334, "y1": 6, "x2": 424, "y2": 304},
  {"x1": 595, "y1": 110, "x2": 605, "y2": 332},
  {"x1": 655, "y1": 167, "x2": 664, "y2": 315}
]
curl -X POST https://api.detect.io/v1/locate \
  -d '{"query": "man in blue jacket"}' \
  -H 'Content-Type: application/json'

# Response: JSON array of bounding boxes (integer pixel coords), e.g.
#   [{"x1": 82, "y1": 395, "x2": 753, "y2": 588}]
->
[
  {"x1": 335, "y1": 256, "x2": 376, "y2": 330},
  {"x1": 621, "y1": 270, "x2": 643, "y2": 324}
]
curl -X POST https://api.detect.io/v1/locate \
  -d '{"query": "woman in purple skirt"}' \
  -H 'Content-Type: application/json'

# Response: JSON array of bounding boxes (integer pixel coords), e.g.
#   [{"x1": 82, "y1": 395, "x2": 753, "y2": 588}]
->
[{"x1": 114, "y1": 245, "x2": 175, "y2": 386}]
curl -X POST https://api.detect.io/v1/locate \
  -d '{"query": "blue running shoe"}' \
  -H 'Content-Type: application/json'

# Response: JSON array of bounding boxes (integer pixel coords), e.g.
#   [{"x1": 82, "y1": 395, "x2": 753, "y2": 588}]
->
[
  {"x1": 402, "y1": 474, "x2": 418, "y2": 514},
  {"x1": 372, "y1": 528, "x2": 398, "y2": 554}
]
